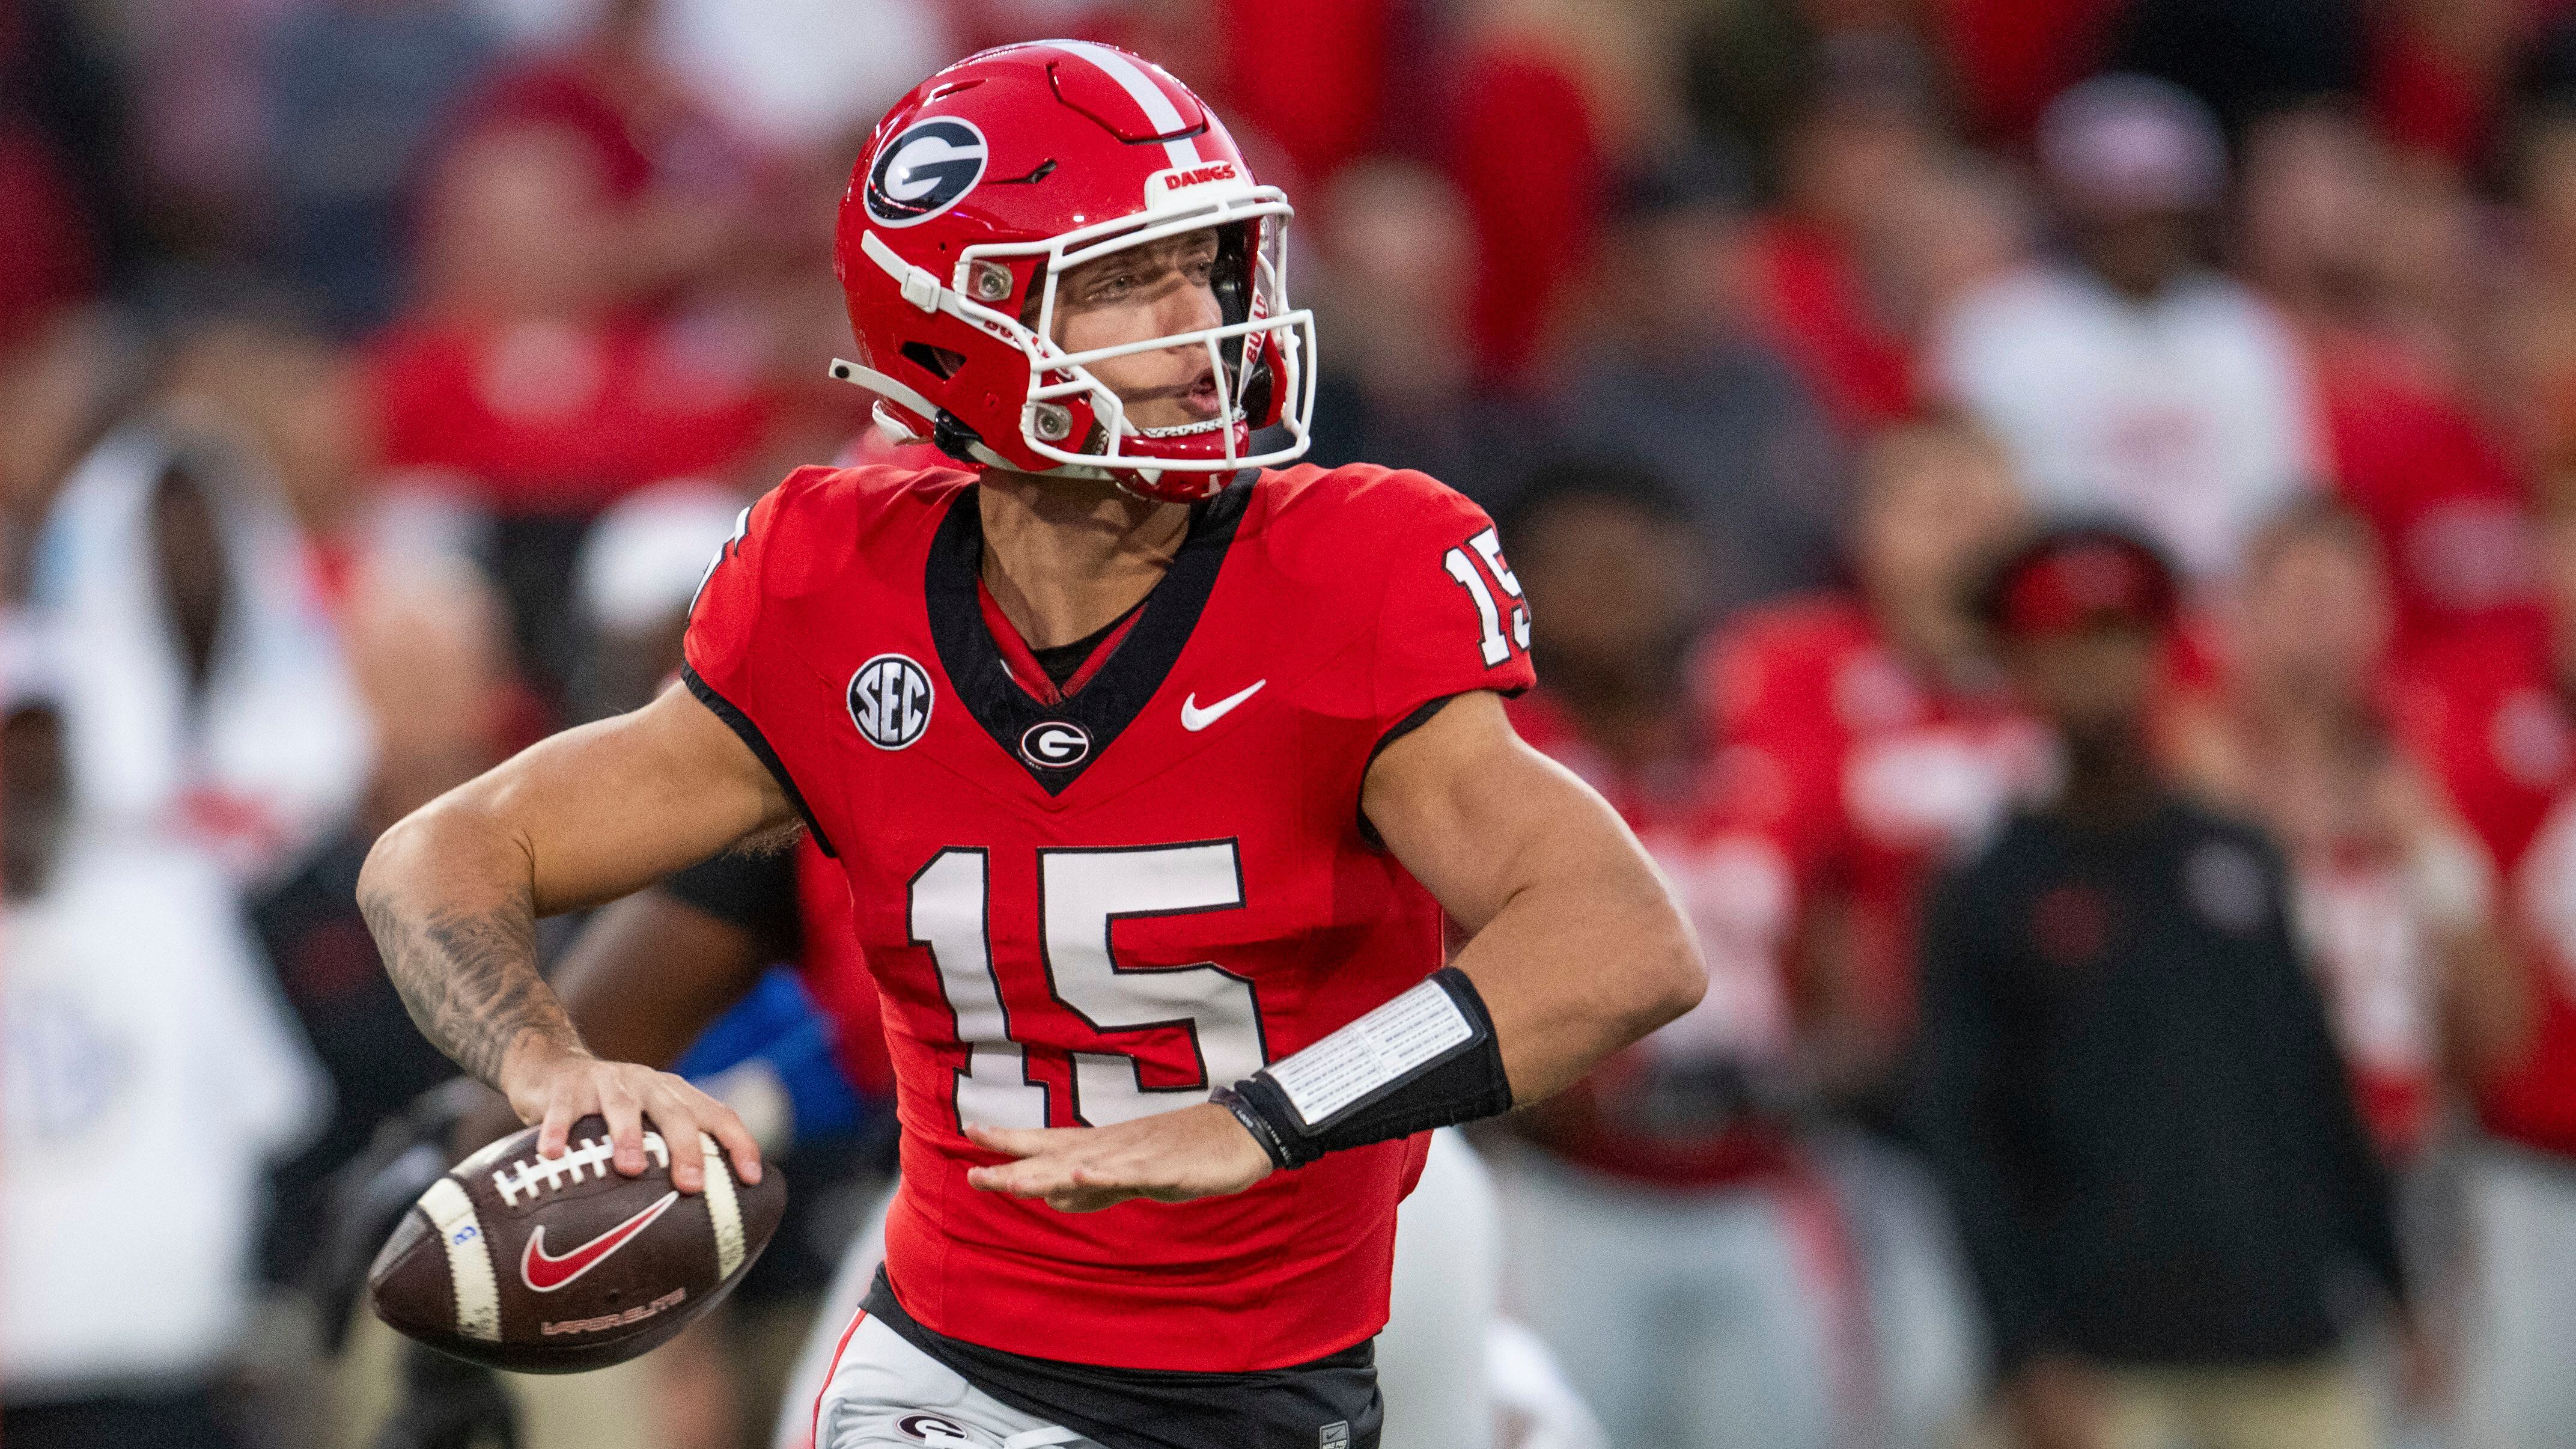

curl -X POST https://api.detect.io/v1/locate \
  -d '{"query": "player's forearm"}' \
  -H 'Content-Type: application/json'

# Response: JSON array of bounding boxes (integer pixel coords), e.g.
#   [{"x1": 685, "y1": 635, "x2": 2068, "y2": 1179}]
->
[
  {"x1": 359, "y1": 800, "x2": 585, "y2": 1090},
  {"x1": 1448, "y1": 855, "x2": 1704, "y2": 1102}
]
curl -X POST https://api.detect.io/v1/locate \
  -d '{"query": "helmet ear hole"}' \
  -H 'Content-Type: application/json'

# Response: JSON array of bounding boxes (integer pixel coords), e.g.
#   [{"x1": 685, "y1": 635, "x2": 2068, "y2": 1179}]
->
[
  {"x1": 901, "y1": 343, "x2": 967, "y2": 379},
  {"x1": 1240, "y1": 355, "x2": 1275, "y2": 421},
  {"x1": 1211, "y1": 222, "x2": 1255, "y2": 370}
]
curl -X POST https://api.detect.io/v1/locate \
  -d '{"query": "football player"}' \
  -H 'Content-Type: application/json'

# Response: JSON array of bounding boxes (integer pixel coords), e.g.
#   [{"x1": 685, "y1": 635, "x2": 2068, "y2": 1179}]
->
[
  {"x1": 1487, "y1": 459, "x2": 1867, "y2": 1449},
  {"x1": 358, "y1": 40, "x2": 1702, "y2": 1449}
]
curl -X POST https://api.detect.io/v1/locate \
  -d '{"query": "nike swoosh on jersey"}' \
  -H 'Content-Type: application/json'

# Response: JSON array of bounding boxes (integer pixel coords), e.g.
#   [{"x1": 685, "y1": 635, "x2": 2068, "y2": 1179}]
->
[
  {"x1": 520, "y1": 1190, "x2": 680, "y2": 1293},
  {"x1": 1180, "y1": 680, "x2": 1265, "y2": 731}
]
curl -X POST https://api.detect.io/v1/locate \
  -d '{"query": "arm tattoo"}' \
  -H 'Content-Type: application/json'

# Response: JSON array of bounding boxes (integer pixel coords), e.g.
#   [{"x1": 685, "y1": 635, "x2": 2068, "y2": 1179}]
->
[{"x1": 361, "y1": 889, "x2": 583, "y2": 1088}]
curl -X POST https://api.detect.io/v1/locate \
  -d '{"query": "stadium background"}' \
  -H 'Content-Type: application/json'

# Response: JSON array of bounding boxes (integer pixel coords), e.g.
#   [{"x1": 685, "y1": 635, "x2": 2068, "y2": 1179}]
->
[{"x1": 11, "y1": 0, "x2": 2576, "y2": 1446}]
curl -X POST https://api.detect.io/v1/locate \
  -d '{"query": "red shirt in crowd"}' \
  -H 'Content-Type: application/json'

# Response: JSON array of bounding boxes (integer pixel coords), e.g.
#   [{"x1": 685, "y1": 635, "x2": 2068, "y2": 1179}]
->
[
  {"x1": 0, "y1": 122, "x2": 93, "y2": 349},
  {"x1": 1449, "y1": 41, "x2": 1601, "y2": 385},
  {"x1": 2416, "y1": 627, "x2": 2576, "y2": 1156},
  {"x1": 1744, "y1": 218, "x2": 1918, "y2": 434},
  {"x1": 2310, "y1": 330, "x2": 2547, "y2": 665},
  {"x1": 1708, "y1": 596, "x2": 2051, "y2": 1052},
  {"x1": 1504, "y1": 683, "x2": 1813, "y2": 1188},
  {"x1": 367, "y1": 314, "x2": 770, "y2": 514}
]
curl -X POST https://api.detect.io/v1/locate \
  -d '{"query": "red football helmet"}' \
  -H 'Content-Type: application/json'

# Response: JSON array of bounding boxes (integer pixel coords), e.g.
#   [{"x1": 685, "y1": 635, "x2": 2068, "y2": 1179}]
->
[{"x1": 830, "y1": 41, "x2": 1315, "y2": 502}]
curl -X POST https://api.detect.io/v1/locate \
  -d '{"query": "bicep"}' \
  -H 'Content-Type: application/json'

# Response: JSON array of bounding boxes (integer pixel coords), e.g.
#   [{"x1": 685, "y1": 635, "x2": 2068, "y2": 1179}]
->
[
  {"x1": 1362, "y1": 692, "x2": 1663, "y2": 930},
  {"x1": 442, "y1": 683, "x2": 797, "y2": 917}
]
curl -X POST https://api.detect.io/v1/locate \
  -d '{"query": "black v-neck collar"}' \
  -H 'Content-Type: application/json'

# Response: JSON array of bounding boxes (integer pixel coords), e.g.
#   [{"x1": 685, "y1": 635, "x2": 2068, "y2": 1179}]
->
[{"x1": 926, "y1": 474, "x2": 1255, "y2": 794}]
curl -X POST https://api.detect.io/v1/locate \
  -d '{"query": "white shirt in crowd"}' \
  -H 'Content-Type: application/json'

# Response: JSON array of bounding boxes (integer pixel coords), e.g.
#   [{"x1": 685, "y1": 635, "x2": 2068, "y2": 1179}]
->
[
  {"x1": 1, "y1": 835, "x2": 326, "y2": 1394},
  {"x1": 1931, "y1": 263, "x2": 2322, "y2": 581}
]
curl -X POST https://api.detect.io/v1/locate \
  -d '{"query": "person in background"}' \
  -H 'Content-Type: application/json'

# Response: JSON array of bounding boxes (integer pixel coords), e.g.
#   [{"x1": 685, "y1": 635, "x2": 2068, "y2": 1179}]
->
[
  {"x1": 364, "y1": 97, "x2": 770, "y2": 703},
  {"x1": 28, "y1": 346, "x2": 373, "y2": 892},
  {"x1": 1712, "y1": 415, "x2": 2043, "y2": 1118},
  {"x1": 1930, "y1": 75, "x2": 2321, "y2": 584},
  {"x1": 2411, "y1": 499, "x2": 2576, "y2": 1448},
  {"x1": 567, "y1": 479, "x2": 757, "y2": 722},
  {"x1": 1302, "y1": 159, "x2": 1536, "y2": 504},
  {"x1": 1547, "y1": 145, "x2": 1848, "y2": 615},
  {"x1": 1740, "y1": 37, "x2": 1950, "y2": 434},
  {"x1": 2237, "y1": 102, "x2": 2543, "y2": 664},
  {"x1": 2198, "y1": 501, "x2": 2527, "y2": 1442},
  {"x1": 1, "y1": 611, "x2": 327, "y2": 1448},
  {"x1": 1917, "y1": 523, "x2": 2409, "y2": 1449},
  {"x1": 1490, "y1": 456, "x2": 1885, "y2": 1449},
  {"x1": 1703, "y1": 414, "x2": 2036, "y2": 1445},
  {"x1": 2205, "y1": 501, "x2": 2526, "y2": 1167},
  {"x1": 261, "y1": 0, "x2": 499, "y2": 332},
  {"x1": 252, "y1": 553, "x2": 513, "y2": 1294}
]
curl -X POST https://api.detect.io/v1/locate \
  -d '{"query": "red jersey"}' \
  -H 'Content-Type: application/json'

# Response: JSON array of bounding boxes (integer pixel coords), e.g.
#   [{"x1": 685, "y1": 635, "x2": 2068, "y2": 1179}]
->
[
  {"x1": 1505, "y1": 685, "x2": 1807, "y2": 1187},
  {"x1": 683, "y1": 461, "x2": 1535, "y2": 1371},
  {"x1": 1708, "y1": 597, "x2": 2050, "y2": 1045},
  {"x1": 2309, "y1": 329, "x2": 2545, "y2": 665},
  {"x1": 2290, "y1": 846, "x2": 2442, "y2": 1162},
  {"x1": 2416, "y1": 632, "x2": 2576, "y2": 1156}
]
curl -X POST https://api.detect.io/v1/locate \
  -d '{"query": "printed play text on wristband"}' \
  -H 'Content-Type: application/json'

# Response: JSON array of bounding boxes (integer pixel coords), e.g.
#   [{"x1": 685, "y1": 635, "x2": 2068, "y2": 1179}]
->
[{"x1": 1266, "y1": 977, "x2": 1474, "y2": 1126}]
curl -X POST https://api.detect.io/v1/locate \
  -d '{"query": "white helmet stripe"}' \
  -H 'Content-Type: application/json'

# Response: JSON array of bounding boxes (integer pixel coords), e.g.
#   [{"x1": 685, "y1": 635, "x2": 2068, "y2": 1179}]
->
[{"x1": 1052, "y1": 40, "x2": 1205, "y2": 171}]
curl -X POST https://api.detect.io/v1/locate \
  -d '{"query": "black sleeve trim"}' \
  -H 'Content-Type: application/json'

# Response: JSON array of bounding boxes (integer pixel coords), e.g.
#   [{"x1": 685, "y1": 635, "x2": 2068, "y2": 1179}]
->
[{"x1": 681, "y1": 665, "x2": 837, "y2": 859}]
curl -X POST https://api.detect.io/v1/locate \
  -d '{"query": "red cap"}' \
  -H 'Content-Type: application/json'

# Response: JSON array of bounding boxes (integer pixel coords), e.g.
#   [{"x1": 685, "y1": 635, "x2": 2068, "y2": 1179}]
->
[{"x1": 1983, "y1": 526, "x2": 2179, "y2": 639}]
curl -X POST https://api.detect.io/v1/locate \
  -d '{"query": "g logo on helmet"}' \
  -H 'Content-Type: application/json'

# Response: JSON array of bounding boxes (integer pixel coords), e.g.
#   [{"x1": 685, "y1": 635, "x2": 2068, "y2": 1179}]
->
[
  {"x1": 1019, "y1": 721, "x2": 1091, "y2": 769},
  {"x1": 849, "y1": 654, "x2": 934, "y2": 749},
  {"x1": 865, "y1": 117, "x2": 988, "y2": 228}
]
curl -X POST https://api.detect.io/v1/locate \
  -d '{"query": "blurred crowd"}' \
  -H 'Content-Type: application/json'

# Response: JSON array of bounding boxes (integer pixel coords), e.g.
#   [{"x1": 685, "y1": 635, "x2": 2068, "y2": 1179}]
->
[{"x1": 19, "y1": 0, "x2": 2576, "y2": 1448}]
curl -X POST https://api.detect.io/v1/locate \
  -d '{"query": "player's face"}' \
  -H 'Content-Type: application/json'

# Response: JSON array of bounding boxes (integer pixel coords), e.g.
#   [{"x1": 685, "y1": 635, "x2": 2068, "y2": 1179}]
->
[
  {"x1": 2071, "y1": 204, "x2": 2200, "y2": 298},
  {"x1": 1515, "y1": 498, "x2": 1701, "y2": 676},
  {"x1": 1051, "y1": 230, "x2": 1226, "y2": 432},
  {"x1": 2235, "y1": 531, "x2": 2389, "y2": 701},
  {"x1": 2007, "y1": 623, "x2": 2160, "y2": 742},
  {"x1": 1855, "y1": 431, "x2": 2026, "y2": 614}
]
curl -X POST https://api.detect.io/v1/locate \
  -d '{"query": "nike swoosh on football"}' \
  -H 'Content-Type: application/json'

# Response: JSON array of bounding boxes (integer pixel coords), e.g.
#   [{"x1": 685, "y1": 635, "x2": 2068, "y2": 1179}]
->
[
  {"x1": 520, "y1": 1190, "x2": 681, "y2": 1293},
  {"x1": 1180, "y1": 680, "x2": 1265, "y2": 731}
]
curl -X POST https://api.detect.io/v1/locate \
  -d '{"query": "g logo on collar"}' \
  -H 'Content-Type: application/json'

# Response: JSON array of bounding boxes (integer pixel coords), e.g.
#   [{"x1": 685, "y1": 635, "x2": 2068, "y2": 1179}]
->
[
  {"x1": 865, "y1": 118, "x2": 988, "y2": 227},
  {"x1": 1020, "y1": 721, "x2": 1091, "y2": 769}
]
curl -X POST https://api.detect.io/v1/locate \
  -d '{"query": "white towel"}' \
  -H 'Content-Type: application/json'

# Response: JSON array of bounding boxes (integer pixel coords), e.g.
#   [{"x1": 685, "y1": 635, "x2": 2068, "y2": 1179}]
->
[{"x1": 28, "y1": 423, "x2": 373, "y2": 886}]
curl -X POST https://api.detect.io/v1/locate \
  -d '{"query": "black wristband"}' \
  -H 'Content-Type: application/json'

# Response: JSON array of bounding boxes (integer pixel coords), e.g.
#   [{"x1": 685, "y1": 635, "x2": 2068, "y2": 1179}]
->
[
  {"x1": 1211, "y1": 968, "x2": 1513, "y2": 1171},
  {"x1": 1210, "y1": 1084, "x2": 1296, "y2": 1171}
]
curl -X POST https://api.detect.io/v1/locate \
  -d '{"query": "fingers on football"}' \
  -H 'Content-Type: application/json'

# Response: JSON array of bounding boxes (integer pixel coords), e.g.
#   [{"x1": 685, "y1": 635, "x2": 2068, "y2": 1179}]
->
[
  {"x1": 535, "y1": 1075, "x2": 594, "y2": 1160},
  {"x1": 639, "y1": 1091, "x2": 707, "y2": 1194},
  {"x1": 598, "y1": 1069, "x2": 654, "y2": 1177},
  {"x1": 697, "y1": 1093, "x2": 764, "y2": 1185}
]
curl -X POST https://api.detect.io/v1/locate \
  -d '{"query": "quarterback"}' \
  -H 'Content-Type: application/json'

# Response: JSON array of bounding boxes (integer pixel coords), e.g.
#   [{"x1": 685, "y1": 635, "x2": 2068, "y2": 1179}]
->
[{"x1": 361, "y1": 40, "x2": 1702, "y2": 1449}]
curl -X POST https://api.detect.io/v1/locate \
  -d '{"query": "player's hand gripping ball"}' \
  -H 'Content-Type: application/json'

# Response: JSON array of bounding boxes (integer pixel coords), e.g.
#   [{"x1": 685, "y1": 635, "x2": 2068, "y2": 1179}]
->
[{"x1": 368, "y1": 1115, "x2": 783, "y2": 1372}]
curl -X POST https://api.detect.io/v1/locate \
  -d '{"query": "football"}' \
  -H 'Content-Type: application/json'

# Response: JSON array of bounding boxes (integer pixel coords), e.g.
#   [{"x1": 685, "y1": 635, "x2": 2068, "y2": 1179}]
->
[{"x1": 367, "y1": 1115, "x2": 784, "y2": 1373}]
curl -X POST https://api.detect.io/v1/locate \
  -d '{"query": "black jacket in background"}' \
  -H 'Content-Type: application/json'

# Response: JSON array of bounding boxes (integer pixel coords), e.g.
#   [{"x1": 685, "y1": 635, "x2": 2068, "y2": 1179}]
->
[{"x1": 1912, "y1": 795, "x2": 2404, "y2": 1376}]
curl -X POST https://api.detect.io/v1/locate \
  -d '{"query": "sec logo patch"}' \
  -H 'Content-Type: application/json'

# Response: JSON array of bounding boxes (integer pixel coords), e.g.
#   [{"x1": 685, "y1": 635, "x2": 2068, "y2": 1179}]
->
[{"x1": 850, "y1": 654, "x2": 934, "y2": 749}]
